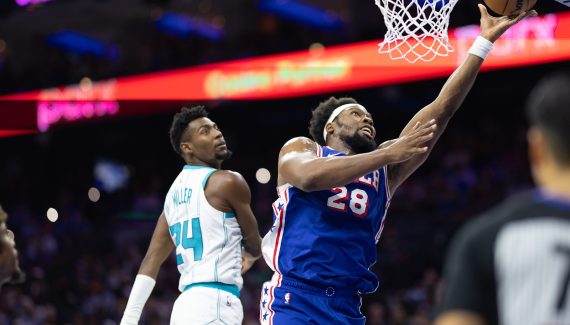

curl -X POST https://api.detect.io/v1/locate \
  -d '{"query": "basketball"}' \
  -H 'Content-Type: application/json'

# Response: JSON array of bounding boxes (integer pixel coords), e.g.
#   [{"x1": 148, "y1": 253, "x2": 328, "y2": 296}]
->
[{"x1": 484, "y1": 0, "x2": 538, "y2": 17}]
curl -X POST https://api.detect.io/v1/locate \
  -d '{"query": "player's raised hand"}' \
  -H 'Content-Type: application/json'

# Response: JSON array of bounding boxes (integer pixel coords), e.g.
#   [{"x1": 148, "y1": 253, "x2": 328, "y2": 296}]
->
[
  {"x1": 478, "y1": 3, "x2": 538, "y2": 42},
  {"x1": 380, "y1": 119, "x2": 437, "y2": 163}
]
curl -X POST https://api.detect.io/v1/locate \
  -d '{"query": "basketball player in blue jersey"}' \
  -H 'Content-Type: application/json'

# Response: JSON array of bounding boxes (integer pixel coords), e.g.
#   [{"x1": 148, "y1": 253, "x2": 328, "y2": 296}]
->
[
  {"x1": 121, "y1": 106, "x2": 262, "y2": 325},
  {"x1": 259, "y1": 5, "x2": 537, "y2": 324}
]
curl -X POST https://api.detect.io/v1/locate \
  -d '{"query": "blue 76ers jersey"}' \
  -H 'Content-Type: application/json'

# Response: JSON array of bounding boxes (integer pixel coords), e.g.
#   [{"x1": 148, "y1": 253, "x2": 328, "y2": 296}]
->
[{"x1": 261, "y1": 144, "x2": 392, "y2": 294}]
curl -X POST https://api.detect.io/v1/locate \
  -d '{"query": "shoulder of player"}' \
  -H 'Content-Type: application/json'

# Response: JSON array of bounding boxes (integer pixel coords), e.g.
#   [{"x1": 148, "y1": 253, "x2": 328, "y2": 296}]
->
[
  {"x1": 454, "y1": 191, "x2": 539, "y2": 247},
  {"x1": 207, "y1": 170, "x2": 250, "y2": 192},
  {"x1": 479, "y1": 190, "x2": 547, "y2": 227},
  {"x1": 279, "y1": 136, "x2": 317, "y2": 156}
]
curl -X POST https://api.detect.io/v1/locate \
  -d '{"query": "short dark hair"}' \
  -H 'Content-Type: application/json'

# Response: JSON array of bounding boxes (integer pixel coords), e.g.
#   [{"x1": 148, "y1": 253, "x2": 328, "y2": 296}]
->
[
  {"x1": 308, "y1": 96, "x2": 358, "y2": 145},
  {"x1": 525, "y1": 72, "x2": 570, "y2": 166},
  {"x1": 169, "y1": 106, "x2": 209, "y2": 157}
]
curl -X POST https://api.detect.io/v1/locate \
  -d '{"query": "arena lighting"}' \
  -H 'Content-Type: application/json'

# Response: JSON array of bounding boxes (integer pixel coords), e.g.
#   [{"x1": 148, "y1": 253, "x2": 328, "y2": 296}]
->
[
  {"x1": 88, "y1": 187, "x2": 101, "y2": 203},
  {"x1": 37, "y1": 101, "x2": 119, "y2": 132},
  {"x1": 46, "y1": 208, "x2": 58, "y2": 222},
  {"x1": 15, "y1": 0, "x2": 51, "y2": 6},
  {"x1": 1, "y1": 12, "x2": 570, "y2": 135},
  {"x1": 0, "y1": 130, "x2": 36, "y2": 137},
  {"x1": 47, "y1": 31, "x2": 120, "y2": 59},
  {"x1": 256, "y1": 168, "x2": 272, "y2": 184},
  {"x1": 6, "y1": 12, "x2": 564, "y2": 102},
  {"x1": 35, "y1": 79, "x2": 120, "y2": 132},
  {"x1": 258, "y1": 0, "x2": 344, "y2": 30},
  {"x1": 156, "y1": 13, "x2": 224, "y2": 41}
]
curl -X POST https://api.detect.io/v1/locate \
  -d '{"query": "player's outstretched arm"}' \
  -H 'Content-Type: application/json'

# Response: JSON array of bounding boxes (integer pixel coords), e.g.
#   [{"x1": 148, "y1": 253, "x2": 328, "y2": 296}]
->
[
  {"x1": 121, "y1": 212, "x2": 173, "y2": 325},
  {"x1": 206, "y1": 171, "x2": 262, "y2": 269},
  {"x1": 386, "y1": 4, "x2": 537, "y2": 193},
  {"x1": 279, "y1": 120, "x2": 436, "y2": 192}
]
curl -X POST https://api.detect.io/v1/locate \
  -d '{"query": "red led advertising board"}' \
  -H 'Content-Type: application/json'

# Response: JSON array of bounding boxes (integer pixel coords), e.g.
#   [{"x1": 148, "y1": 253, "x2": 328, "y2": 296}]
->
[{"x1": 1, "y1": 12, "x2": 570, "y2": 133}]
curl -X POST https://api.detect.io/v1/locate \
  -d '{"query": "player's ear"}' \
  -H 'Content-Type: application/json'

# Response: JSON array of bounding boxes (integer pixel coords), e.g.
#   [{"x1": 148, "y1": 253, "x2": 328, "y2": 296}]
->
[
  {"x1": 325, "y1": 123, "x2": 334, "y2": 139},
  {"x1": 180, "y1": 127, "x2": 194, "y2": 156},
  {"x1": 527, "y1": 127, "x2": 545, "y2": 170},
  {"x1": 180, "y1": 141, "x2": 193, "y2": 156}
]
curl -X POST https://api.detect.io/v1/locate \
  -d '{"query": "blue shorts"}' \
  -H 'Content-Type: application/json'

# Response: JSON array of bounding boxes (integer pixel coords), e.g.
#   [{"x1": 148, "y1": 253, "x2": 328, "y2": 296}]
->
[{"x1": 259, "y1": 275, "x2": 365, "y2": 325}]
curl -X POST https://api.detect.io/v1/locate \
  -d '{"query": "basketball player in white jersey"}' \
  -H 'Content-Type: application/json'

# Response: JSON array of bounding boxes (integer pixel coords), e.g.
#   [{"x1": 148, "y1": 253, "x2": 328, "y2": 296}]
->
[
  {"x1": 121, "y1": 106, "x2": 262, "y2": 325},
  {"x1": 436, "y1": 72, "x2": 570, "y2": 324}
]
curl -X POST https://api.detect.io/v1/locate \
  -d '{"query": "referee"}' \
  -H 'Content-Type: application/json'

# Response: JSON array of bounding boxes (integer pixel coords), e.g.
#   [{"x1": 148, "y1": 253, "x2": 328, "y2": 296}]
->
[{"x1": 436, "y1": 72, "x2": 570, "y2": 325}]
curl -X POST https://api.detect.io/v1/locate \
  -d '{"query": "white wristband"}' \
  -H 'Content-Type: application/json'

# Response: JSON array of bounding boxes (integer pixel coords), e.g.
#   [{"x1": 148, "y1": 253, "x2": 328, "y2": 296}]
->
[
  {"x1": 468, "y1": 36, "x2": 494, "y2": 60},
  {"x1": 120, "y1": 274, "x2": 156, "y2": 325}
]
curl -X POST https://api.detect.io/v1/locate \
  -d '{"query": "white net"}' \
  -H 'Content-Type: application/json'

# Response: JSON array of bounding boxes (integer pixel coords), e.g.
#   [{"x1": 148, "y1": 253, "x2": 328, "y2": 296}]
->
[{"x1": 375, "y1": 0, "x2": 459, "y2": 63}]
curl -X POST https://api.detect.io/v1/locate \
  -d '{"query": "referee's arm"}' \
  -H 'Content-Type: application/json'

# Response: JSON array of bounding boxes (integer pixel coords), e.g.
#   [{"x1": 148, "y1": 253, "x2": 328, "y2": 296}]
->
[{"x1": 435, "y1": 216, "x2": 498, "y2": 325}]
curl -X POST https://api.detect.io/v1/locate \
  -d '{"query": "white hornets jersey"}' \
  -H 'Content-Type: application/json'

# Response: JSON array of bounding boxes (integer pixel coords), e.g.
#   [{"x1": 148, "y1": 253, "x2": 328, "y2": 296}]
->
[{"x1": 164, "y1": 165, "x2": 243, "y2": 292}]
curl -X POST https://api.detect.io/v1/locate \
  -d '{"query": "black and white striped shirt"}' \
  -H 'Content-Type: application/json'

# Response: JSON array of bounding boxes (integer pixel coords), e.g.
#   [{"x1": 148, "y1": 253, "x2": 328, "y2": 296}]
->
[{"x1": 439, "y1": 190, "x2": 570, "y2": 325}]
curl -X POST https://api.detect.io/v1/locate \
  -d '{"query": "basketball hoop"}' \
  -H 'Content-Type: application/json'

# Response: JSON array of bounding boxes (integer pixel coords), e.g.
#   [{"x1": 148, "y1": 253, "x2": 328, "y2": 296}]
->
[{"x1": 375, "y1": 0, "x2": 459, "y2": 63}]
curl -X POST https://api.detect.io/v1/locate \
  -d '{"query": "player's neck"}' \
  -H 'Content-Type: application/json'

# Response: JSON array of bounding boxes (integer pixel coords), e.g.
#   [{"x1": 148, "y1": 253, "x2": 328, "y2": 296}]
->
[
  {"x1": 185, "y1": 159, "x2": 221, "y2": 169},
  {"x1": 325, "y1": 138, "x2": 354, "y2": 155},
  {"x1": 539, "y1": 167, "x2": 570, "y2": 200}
]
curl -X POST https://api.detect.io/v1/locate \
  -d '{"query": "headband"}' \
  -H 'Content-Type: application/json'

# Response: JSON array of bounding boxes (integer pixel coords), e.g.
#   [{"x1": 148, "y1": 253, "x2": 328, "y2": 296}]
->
[{"x1": 323, "y1": 104, "x2": 367, "y2": 142}]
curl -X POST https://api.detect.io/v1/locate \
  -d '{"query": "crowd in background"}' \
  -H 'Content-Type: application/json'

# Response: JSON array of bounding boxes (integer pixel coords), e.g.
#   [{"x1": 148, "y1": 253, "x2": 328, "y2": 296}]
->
[{"x1": 0, "y1": 104, "x2": 532, "y2": 324}]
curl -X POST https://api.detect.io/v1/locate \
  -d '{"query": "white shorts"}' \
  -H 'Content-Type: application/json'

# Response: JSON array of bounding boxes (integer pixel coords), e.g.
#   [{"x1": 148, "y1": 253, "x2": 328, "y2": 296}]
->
[{"x1": 170, "y1": 286, "x2": 243, "y2": 325}]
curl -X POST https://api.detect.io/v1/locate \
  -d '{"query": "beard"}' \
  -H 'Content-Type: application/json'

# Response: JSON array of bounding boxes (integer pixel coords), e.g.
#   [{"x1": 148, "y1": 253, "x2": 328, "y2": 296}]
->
[
  {"x1": 215, "y1": 149, "x2": 233, "y2": 161},
  {"x1": 340, "y1": 131, "x2": 376, "y2": 154}
]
